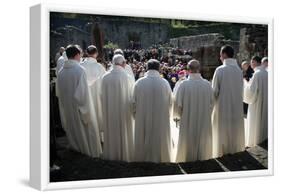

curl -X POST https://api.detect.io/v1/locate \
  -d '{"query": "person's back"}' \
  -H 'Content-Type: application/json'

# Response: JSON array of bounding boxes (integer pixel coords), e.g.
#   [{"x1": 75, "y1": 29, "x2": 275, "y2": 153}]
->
[
  {"x1": 57, "y1": 45, "x2": 102, "y2": 158},
  {"x1": 214, "y1": 60, "x2": 243, "y2": 107},
  {"x1": 80, "y1": 46, "x2": 106, "y2": 85},
  {"x1": 80, "y1": 46, "x2": 106, "y2": 143},
  {"x1": 244, "y1": 56, "x2": 268, "y2": 146},
  {"x1": 101, "y1": 55, "x2": 134, "y2": 162},
  {"x1": 212, "y1": 45, "x2": 245, "y2": 157},
  {"x1": 133, "y1": 66, "x2": 172, "y2": 163},
  {"x1": 175, "y1": 60, "x2": 213, "y2": 162}
]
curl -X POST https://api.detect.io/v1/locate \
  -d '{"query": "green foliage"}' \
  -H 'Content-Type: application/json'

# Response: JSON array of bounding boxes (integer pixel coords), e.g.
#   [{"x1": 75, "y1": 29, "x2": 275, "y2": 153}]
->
[{"x1": 103, "y1": 42, "x2": 119, "y2": 49}]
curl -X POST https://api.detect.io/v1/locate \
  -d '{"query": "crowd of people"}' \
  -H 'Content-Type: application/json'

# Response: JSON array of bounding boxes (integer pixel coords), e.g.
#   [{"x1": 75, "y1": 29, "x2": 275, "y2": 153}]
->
[{"x1": 53, "y1": 43, "x2": 268, "y2": 167}]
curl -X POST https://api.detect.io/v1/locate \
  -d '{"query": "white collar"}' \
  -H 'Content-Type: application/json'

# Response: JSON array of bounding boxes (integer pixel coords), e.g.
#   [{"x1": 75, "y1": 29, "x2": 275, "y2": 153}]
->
[
  {"x1": 86, "y1": 57, "x2": 97, "y2": 63},
  {"x1": 223, "y1": 58, "x2": 238, "y2": 67},
  {"x1": 254, "y1": 65, "x2": 264, "y2": 72},
  {"x1": 188, "y1": 73, "x2": 202, "y2": 80},
  {"x1": 63, "y1": 59, "x2": 79, "y2": 68},
  {"x1": 145, "y1": 70, "x2": 160, "y2": 77},
  {"x1": 112, "y1": 65, "x2": 125, "y2": 71}
]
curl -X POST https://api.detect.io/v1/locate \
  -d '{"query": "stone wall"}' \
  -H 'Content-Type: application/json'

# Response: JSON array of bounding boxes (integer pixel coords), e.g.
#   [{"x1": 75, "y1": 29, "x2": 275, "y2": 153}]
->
[
  {"x1": 169, "y1": 33, "x2": 240, "y2": 79},
  {"x1": 237, "y1": 25, "x2": 268, "y2": 63},
  {"x1": 96, "y1": 18, "x2": 169, "y2": 48},
  {"x1": 50, "y1": 26, "x2": 91, "y2": 62},
  {"x1": 50, "y1": 16, "x2": 169, "y2": 61}
]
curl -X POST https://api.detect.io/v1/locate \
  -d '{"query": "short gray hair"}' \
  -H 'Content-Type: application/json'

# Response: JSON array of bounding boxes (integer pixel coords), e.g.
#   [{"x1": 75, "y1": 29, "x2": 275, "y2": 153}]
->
[
  {"x1": 114, "y1": 49, "x2": 124, "y2": 56},
  {"x1": 262, "y1": 57, "x2": 268, "y2": 63},
  {"x1": 112, "y1": 54, "x2": 125, "y2": 66}
]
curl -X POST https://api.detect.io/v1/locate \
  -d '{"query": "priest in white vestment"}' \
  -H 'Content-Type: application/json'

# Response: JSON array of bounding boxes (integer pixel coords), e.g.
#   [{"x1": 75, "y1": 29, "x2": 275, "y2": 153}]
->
[
  {"x1": 114, "y1": 49, "x2": 135, "y2": 81},
  {"x1": 262, "y1": 57, "x2": 268, "y2": 71},
  {"x1": 133, "y1": 59, "x2": 172, "y2": 163},
  {"x1": 101, "y1": 54, "x2": 135, "y2": 162},
  {"x1": 56, "y1": 51, "x2": 68, "y2": 76},
  {"x1": 55, "y1": 47, "x2": 65, "y2": 66},
  {"x1": 244, "y1": 56, "x2": 268, "y2": 147},
  {"x1": 212, "y1": 45, "x2": 245, "y2": 157},
  {"x1": 81, "y1": 45, "x2": 106, "y2": 142},
  {"x1": 56, "y1": 45, "x2": 102, "y2": 158},
  {"x1": 174, "y1": 60, "x2": 214, "y2": 162}
]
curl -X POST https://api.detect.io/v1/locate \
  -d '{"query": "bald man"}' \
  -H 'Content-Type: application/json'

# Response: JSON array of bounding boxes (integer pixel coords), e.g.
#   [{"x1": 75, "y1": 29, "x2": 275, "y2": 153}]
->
[
  {"x1": 262, "y1": 57, "x2": 268, "y2": 71},
  {"x1": 174, "y1": 60, "x2": 214, "y2": 162}
]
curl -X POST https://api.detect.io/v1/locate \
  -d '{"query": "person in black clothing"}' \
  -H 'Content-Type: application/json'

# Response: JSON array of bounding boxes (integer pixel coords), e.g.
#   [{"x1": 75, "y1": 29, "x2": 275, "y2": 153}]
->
[{"x1": 241, "y1": 60, "x2": 254, "y2": 81}]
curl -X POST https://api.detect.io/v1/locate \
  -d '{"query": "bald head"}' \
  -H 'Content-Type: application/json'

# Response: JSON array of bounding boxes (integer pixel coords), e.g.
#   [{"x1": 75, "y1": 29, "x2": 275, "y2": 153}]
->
[
  {"x1": 262, "y1": 57, "x2": 268, "y2": 67},
  {"x1": 59, "y1": 47, "x2": 65, "y2": 53},
  {"x1": 188, "y1": 59, "x2": 201, "y2": 73},
  {"x1": 112, "y1": 54, "x2": 126, "y2": 67}
]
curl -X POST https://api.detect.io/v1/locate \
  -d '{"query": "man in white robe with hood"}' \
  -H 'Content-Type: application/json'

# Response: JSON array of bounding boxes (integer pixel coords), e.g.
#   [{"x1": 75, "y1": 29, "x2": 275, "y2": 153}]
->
[
  {"x1": 244, "y1": 56, "x2": 268, "y2": 147},
  {"x1": 56, "y1": 45, "x2": 102, "y2": 158},
  {"x1": 174, "y1": 60, "x2": 214, "y2": 162},
  {"x1": 81, "y1": 45, "x2": 106, "y2": 142},
  {"x1": 101, "y1": 54, "x2": 135, "y2": 162},
  {"x1": 212, "y1": 45, "x2": 245, "y2": 157},
  {"x1": 133, "y1": 59, "x2": 172, "y2": 163}
]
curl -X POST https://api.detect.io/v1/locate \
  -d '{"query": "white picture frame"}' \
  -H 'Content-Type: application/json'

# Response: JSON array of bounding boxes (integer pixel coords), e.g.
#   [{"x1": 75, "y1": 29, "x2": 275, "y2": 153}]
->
[{"x1": 30, "y1": 3, "x2": 274, "y2": 191}]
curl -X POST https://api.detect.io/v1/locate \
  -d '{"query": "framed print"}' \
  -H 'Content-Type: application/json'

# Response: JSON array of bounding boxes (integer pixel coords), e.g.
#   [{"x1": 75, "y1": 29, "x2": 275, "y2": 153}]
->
[{"x1": 30, "y1": 3, "x2": 273, "y2": 190}]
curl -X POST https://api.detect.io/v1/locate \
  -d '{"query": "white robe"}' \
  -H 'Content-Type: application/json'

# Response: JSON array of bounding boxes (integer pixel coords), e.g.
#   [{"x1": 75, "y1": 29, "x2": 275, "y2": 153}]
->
[
  {"x1": 56, "y1": 59, "x2": 102, "y2": 157},
  {"x1": 125, "y1": 64, "x2": 135, "y2": 82},
  {"x1": 133, "y1": 70, "x2": 172, "y2": 163},
  {"x1": 173, "y1": 78, "x2": 186, "y2": 95},
  {"x1": 101, "y1": 65, "x2": 135, "y2": 162},
  {"x1": 56, "y1": 52, "x2": 68, "y2": 76},
  {"x1": 244, "y1": 66, "x2": 268, "y2": 147},
  {"x1": 174, "y1": 73, "x2": 214, "y2": 162},
  {"x1": 81, "y1": 57, "x2": 106, "y2": 141},
  {"x1": 212, "y1": 58, "x2": 245, "y2": 157}
]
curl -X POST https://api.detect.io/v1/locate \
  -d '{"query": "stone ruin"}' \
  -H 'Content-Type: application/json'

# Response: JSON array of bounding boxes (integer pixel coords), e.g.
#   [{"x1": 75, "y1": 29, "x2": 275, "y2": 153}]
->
[
  {"x1": 168, "y1": 25, "x2": 268, "y2": 80},
  {"x1": 170, "y1": 33, "x2": 239, "y2": 79},
  {"x1": 237, "y1": 25, "x2": 268, "y2": 63}
]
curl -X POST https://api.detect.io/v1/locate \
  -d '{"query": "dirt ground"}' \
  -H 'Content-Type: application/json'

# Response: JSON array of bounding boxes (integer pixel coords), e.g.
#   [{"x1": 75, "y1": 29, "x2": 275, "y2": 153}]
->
[{"x1": 50, "y1": 137, "x2": 267, "y2": 182}]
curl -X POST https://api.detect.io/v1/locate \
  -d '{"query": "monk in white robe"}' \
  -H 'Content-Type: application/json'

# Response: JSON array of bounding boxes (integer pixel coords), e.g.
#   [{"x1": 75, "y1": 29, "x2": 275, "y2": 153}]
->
[
  {"x1": 174, "y1": 60, "x2": 214, "y2": 162},
  {"x1": 81, "y1": 45, "x2": 106, "y2": 142},
  {"x1": 212, "y1": 45, "x2": 245, "y2": 157},
  {"x1": 55, "y1": 47, "x2": 65, "y2": 66},
  {"x1": 133, "y1": 59, "x2": 172, "y2": 163},
  {"x1": 114, "y1": 48, "x2": 135, "y2": 82},
  {"x1": 262, "y1": 57, "x2": 268, "y2": 71},
  {"x1": 101, "y1": 54, "x2": 135, "y2": 162},
  {"x1": 244, "y1": 56, "x2": 268, "y2": 147},
  {"x1": 56, "y1": 51, "x2": 68, "y2": 76},
  {"x1": 56, "y1": 45, "x2": 102, "y2": 157}
]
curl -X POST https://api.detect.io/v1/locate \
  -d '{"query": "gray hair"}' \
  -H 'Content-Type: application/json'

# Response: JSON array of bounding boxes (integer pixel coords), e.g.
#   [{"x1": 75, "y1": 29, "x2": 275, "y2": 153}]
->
[
  {"x1": 114, "y1": 49, "x2": 124, "y2": 56},
  {"x1": 112, "y1": 54, "x2": 125, "y2": 66},
  {"x1": 262, "y1": 57, "x2": 268, "y2": 63}
]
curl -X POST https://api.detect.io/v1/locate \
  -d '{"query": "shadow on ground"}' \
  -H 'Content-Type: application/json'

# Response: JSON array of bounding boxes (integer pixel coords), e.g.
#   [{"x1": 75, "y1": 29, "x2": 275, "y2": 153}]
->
[
  {"x1": 217, "y1": 151, "x2": 266, "y2": 171},
  {"x1": 50, "y1": 139, "x2": 268, "y2": 182}
]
